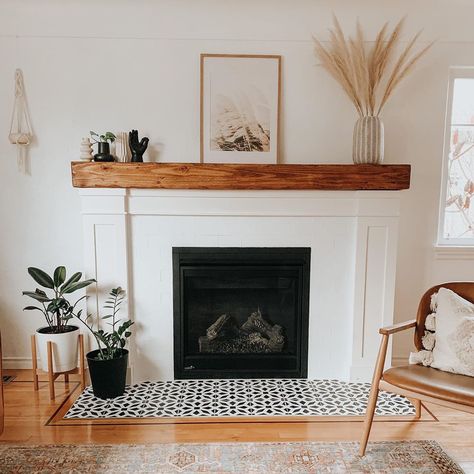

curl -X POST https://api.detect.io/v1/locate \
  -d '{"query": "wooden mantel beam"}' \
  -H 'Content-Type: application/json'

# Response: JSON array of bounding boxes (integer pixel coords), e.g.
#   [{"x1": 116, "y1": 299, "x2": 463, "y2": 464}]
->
[{"x1": 71, "y1": 162, "x2": 411, "y2": 191}]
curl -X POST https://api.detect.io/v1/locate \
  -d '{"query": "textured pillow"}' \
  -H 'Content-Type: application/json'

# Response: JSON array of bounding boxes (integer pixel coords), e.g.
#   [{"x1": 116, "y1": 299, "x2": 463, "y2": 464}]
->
[{"x1": 431, "y1": 287, "x2": 474, "y2": 377}]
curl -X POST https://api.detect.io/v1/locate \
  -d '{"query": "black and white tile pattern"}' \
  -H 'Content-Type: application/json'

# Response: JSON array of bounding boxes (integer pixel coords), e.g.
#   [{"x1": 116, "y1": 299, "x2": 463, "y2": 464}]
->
[{"x1": 65, "y1": 379, "x2": 415, "y2": 419}]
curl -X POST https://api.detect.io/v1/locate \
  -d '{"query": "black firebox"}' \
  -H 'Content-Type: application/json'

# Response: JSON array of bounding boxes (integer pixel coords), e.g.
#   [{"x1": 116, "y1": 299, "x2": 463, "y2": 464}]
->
[{"x1": 173, "y1": 247, "x2": 310, "y2": 379}]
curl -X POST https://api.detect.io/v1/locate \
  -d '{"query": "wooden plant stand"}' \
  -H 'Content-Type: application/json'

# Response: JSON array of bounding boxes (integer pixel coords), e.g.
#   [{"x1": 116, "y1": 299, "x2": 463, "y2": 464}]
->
[{"x1": 31, "y1": 333, "x2": 86, "y2": 400}]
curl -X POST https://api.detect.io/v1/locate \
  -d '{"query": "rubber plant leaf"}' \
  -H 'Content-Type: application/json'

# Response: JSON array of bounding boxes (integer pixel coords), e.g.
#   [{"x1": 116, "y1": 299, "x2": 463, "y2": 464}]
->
[
  {"x1": 53, "y1": 266, "x2": 66, "y2": 287},
  {"x1": 28, "y1": 267, "x2": 54, "y2": 289}
]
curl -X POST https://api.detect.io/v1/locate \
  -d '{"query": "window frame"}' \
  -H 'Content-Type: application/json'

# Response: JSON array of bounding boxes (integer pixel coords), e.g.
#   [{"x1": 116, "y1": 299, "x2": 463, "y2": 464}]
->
[{"x1": 437, "y1": 66, "x2": 474, "y2": 247}]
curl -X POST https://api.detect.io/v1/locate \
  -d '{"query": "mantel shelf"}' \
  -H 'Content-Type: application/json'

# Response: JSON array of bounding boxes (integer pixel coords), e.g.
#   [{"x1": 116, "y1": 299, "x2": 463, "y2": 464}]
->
[{"x1": 71, "y1": 162, "x2": 411, "y2": 191}]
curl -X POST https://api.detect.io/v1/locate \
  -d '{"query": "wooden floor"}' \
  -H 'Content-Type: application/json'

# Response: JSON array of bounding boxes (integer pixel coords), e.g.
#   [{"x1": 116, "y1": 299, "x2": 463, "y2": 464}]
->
[{"x1": 1, "y1": 370, "x2": 474, "y2": 472}]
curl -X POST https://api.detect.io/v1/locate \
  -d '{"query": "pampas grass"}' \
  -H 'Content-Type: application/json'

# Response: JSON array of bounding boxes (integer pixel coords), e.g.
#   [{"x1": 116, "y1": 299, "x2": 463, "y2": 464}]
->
[{"x1": 313, "y1": 17, "x2": 433, "y2": 117}]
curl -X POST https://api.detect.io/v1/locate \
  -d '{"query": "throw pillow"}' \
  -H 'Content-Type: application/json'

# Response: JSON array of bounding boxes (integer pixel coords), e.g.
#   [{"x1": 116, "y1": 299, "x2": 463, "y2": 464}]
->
[{"x1": 431, "y1": 287, "x2": 474, "y2": 377}]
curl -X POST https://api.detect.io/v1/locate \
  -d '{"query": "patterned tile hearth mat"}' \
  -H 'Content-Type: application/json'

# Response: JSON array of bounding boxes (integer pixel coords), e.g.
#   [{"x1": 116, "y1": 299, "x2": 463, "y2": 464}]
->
[
  {"x1": 0, "y1": 441, "x2": 463, "y2": 473},
  {"x1": 64, "y1": 379, "x2": 416, "y2": 419}
]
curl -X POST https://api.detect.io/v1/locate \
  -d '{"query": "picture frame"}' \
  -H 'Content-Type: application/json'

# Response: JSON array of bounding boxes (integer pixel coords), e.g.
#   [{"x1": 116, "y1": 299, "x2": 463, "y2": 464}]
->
[{"x1": 200, "y1": 54, "x2": 281, "y2": 164}]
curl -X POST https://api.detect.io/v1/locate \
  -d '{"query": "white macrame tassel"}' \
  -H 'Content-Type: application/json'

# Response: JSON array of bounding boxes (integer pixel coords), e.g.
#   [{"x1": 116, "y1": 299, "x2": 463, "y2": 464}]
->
[{"x1": 9, "y1": 69, "x2": 33, "y2": 173}]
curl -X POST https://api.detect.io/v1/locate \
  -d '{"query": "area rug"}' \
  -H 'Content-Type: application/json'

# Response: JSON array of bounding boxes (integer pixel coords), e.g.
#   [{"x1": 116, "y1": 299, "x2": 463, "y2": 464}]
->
[
  {"x1": 0, "y1": 441, "x2": 462, "y2": 473},
  {"x1": 65, "y1": 379, "x2": 415, "y2": 419}
]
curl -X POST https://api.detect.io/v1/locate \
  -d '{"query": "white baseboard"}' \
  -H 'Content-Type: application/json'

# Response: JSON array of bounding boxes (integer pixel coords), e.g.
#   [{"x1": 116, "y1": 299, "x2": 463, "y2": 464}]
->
[
  {"x1": 2, "y1": 357, "x2": 36, "y2": 370},
  {"x1": 4, "y1": 357, "x2": 133, "y2": 385},
  {"x1": 4, "y1": 356, "x2": 408, "y2": 377}
]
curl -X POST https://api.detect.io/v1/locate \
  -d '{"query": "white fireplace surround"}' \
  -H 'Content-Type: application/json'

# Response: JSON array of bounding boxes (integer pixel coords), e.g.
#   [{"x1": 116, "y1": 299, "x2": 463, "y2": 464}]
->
[{"x1": 80, "y1": 189, "x2": 401, "y2": 383}]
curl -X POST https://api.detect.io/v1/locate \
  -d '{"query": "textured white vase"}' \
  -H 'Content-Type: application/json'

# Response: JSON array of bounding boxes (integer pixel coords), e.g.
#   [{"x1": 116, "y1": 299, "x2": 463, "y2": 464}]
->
[
  {"x1": 36, "y1": 326, "x2": 80, "y2": 372},
  {"x1": 115, "y1": 132, "x2": 131, "y2": 162},
  {"x1": 353, "y1": 116, "x2": 384, "y2": 164}
]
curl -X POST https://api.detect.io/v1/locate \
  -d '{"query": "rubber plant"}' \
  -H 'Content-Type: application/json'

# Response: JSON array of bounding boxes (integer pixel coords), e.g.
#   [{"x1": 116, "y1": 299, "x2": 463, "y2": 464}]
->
[{"x1": 23, "y1": 266, "x2": 95, "y2": 333}]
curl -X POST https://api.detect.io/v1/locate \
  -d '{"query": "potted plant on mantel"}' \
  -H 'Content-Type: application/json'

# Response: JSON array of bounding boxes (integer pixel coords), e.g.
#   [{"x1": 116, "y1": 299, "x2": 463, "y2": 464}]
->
[
  {"x1": 73, "y1": 287, "x2": 133, "y2": 399},
  {"x1": 90, "y1": 131, "x2": 116, "y2": 162},
  {"x1": 23, "y1": 266, "x2": 95, "y2": 373}
]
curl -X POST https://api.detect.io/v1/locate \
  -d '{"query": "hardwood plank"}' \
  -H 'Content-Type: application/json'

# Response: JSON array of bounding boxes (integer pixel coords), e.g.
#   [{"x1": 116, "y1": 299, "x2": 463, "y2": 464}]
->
[{"x1": 71, "y1": 162, "x2": 411, "y2": 190}]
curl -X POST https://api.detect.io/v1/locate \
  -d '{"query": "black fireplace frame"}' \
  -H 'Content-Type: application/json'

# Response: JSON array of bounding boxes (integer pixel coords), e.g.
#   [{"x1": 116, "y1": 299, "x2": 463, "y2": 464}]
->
[{"x1": 173, "y1": 247, "x2": 310, "y2": 379}]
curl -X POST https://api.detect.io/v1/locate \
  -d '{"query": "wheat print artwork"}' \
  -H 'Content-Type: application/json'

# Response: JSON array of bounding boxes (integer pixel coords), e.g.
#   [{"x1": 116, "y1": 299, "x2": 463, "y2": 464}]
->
[
  {"x1": 211, "y1": 86, "x2": 271, "y2": 152},
  {"x1": 201, "y1": 54, "x2": 281, "y2": 163}
]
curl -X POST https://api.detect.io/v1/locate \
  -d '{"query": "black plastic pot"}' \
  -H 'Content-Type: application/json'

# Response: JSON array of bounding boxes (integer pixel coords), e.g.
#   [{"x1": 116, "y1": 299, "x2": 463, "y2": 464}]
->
[
  {"x1": 93, "y1": 142, "x2": 115, "y2": 162},
  {"x1": 86, "y1": 349, "x2": 128, "y2": 399}
]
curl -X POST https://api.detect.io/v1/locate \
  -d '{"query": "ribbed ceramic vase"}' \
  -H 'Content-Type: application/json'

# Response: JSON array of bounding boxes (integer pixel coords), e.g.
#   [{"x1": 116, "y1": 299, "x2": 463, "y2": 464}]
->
[{"x1": 353, "y1": 116, "x2": 384, "y2": 164}]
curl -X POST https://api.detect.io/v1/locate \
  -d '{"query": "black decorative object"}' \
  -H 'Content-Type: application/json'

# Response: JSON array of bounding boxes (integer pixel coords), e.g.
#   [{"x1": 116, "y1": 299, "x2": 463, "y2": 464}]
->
[
  {"x1": 90, "y1": 131, "x2": 116, "y2": 162},
  {"x1": 86, "y1": 349, "x2": 129, "y2": 399},
  {"x1": 93, "y1": 142, "x2": 115, "y2": 162},
  {"x1": 129, "y1": 129, "x2": 149, "y2": 163},
  {"x1": 173, "y1": 247, "x2": 311, "y2": 380}
]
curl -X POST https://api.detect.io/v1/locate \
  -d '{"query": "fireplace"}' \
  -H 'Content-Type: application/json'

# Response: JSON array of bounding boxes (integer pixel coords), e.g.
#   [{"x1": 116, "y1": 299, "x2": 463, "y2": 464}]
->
[{"x1": 173, "y1": 247, "x2": 310, "y2": 379}]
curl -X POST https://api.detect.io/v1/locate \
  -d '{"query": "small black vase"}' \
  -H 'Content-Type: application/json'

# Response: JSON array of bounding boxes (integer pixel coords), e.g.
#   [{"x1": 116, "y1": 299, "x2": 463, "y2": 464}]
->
[
  {"x1": 86, "y1": 349, "x2": 128, "y2": 399},
  {"x1": 94, "y1": 142, "x2": 115, "y2": 162}
]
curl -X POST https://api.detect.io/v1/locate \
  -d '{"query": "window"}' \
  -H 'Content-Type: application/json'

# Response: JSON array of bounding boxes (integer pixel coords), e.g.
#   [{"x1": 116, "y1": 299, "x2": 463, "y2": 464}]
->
[{"x1": 439, "y1": 69, "x2": 474, "y2": 246}]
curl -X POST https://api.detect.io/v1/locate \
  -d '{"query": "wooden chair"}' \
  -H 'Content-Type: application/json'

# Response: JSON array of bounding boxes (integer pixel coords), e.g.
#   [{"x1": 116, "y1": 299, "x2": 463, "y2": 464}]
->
[{"x1": 360, "y1": 282, "x2": 474, "y2": 456}]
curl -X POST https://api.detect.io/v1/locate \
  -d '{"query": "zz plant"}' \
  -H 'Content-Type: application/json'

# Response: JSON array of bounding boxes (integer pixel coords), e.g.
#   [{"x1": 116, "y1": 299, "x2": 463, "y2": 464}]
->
[
  {"x1": 23, "y1": 266, "x2": 95, "y2": 333},
  {"x1": 74, "y1": 287, "x2": 133, "y2": 360}
]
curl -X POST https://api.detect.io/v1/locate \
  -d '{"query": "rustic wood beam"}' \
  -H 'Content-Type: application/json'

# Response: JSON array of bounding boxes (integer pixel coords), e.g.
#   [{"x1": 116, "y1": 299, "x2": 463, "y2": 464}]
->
[{"x1": 71, "y1": 162, "x2": 411, "y2": 191}]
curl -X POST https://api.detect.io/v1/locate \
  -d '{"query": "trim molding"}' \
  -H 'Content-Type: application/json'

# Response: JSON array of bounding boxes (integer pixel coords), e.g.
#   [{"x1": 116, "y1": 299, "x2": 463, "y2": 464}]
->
[
  {"x1": 3, "y1": 357, "x2": 36, "y2": 369},
  {"x1": 434, "y1": 246, "x2": 474, "y2": 260}
]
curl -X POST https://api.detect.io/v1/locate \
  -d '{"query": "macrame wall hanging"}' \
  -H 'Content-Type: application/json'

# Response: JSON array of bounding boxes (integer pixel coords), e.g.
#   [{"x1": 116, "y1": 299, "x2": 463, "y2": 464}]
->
[{"x1": 9, "y1": 69, "x2": 33, "y2": 173}]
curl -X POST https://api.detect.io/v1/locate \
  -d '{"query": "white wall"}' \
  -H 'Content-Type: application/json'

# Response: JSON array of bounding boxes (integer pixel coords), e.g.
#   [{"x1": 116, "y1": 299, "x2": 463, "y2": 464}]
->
[{"x1": 1, "y1": 0, "x2": 473, "y2": 367}]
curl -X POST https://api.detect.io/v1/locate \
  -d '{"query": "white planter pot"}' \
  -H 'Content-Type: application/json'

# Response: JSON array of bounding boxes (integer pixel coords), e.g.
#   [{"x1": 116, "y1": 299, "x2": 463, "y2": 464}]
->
[{"x1": 35, "y1": 326, "x2": 80, "y2": 372}]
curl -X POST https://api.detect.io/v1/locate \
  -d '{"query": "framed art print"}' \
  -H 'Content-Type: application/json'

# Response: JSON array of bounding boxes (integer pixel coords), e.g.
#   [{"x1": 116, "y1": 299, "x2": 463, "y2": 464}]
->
[{"x1": 200, "y1": 54, "x2": 281, "y2": 164}]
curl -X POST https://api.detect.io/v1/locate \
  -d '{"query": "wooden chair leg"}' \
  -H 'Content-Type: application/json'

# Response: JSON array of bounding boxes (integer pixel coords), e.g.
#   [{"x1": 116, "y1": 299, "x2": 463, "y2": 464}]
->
[
  {"x1": 31, "y1": 335, "x2": 39, "y2": 391},
  {"x1": 64, "y1": 374, "x2": 69, "y2": 383},
  {"x1": 359, "y1": 334, "x2": 389, "y2": 456},
  {"x1": 47, "y1": 341, "x2": 55, "y2": 400},
  {"x1": 79, "y1": 334, "x2": 86, "y2": 390}
]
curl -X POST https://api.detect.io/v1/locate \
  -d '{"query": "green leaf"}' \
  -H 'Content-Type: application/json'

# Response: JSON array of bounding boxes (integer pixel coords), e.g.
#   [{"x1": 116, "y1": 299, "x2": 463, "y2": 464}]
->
[
  {"x1": 22, "y1": 291, "x2": 51, "y2": 303},
  {"x1": 104, "y1": 132, "x2": 116, "y2": 143},
  {"x1": 101, "y1": 315, "x2": 114, "y2": 320},
  {"x1": 23, "y1": 305, "x2": 42, "y2": 311},
  {"x1": 60, "y1": 272, "x2": 82, "y2": 290},
  {"x1": 53, "y1": 266, "x2": 66, "y2": 287},
  {"x1": 28, "y1": 267, "x2": 54, "y2": 289},
  {"x1": 47, "y1": 298, "x2": 69, "y2": 313},
  {"x1": 60, "y1": 272, "x2": 82, "y2": 293},
  {"x1": 124, "y1": 331, "x2": 131, "y2": 338},
  {"x1": 63, "y1": 279, "x2": 96, "y2": 294},
  {"x1": 95, "y1": 332, "x2": 109, "y2": 346}
]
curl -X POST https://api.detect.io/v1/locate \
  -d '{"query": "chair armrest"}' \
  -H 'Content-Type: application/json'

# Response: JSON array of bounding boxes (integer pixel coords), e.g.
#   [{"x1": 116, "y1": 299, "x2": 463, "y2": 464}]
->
[{"x1": 379, "y1": 319, "x2": 416, "y2": 335}]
